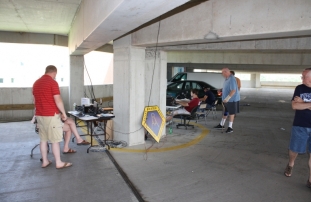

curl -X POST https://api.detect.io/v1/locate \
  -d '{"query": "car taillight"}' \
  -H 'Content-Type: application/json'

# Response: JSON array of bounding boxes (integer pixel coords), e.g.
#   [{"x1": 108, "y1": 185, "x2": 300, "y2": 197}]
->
[{"x1": 217, "y1": 92, "x2": 222, "y2": 96}]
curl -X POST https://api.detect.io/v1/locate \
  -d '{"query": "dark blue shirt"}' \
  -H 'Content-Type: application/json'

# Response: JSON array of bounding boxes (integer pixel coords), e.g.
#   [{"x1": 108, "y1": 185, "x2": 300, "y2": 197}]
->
[
  {"x1": 205, "y1": 90, "x2": 215, "y2": 105},
  {"x1": 292, "y1": 84, "x2": 311, "y2": 127}
]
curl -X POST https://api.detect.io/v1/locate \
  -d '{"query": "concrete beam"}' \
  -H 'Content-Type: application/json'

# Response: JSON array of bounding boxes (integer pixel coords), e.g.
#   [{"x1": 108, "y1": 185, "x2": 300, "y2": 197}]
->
[
  {"x1": 0, "y1": 31, "x2": 68, "y2": 46},
  {"x1": 132, "y1": 0, "x2": 311, "y2": 47},
  {"x1": 167, "y1": 51, "x2": 311, "y2": 66},
  {"x1": 95, "y1": 44, "x2": 113, "y2": 53},
  {"x1": 158, "y1": 37, "x2": 311, "y2": 51},
  {"x1": 68, "y1": 0, "x2": 189, "y2": 55},
  {"x1": 168, "y1": 63, "x2": 309, "y2": 74}
]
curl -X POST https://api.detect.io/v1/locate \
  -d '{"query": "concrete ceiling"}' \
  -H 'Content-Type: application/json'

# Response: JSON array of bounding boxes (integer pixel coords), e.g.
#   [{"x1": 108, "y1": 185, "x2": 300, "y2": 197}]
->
[
  {"x1": 0, "y1": 0, "x2": 82, "y2": 35},
  {"x1": 68, "y1": 0, "x2": 208, "y2": 55},
  {"x1": 0, "y1": 0, "x2": 207, "y2": 40}
]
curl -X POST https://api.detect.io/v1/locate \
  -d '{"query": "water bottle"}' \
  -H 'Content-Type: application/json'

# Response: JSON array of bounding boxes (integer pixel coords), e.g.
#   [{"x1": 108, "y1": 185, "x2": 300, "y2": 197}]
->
[
  {"x1": 73, "y1": 103, "x2": 76, "y2": 111},
  {"x1": 169, "y1": 127, "x2": 173, "y2": 134}
]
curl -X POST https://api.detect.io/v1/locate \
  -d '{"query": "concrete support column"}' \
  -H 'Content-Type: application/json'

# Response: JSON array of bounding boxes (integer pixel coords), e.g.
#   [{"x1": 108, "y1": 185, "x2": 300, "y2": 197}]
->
[
  {"x1": 113, "y1": 35, "x2": 146, "y2": 146},
  {"x1": 167, "y1": 63, "x2": 174, "y2": 80},
  {"x1": 145, "y1": 50, "x2": 167, "y2": 137},
  {"x1": 250, "y1": 73, "x2": 261, "y2": 88},
  {"x1": 69, "y1": 55, "x2": 84, "y2": 110}
]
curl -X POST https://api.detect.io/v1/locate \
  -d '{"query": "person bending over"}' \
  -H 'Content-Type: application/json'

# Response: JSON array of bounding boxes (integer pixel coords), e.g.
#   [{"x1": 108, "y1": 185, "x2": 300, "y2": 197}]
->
[
  {"x1": 166, "y1": 89, "x2": 200, "y2": 122},
  {"x1": 200, "y1": 87, "x2": 215, "y2": 109}
]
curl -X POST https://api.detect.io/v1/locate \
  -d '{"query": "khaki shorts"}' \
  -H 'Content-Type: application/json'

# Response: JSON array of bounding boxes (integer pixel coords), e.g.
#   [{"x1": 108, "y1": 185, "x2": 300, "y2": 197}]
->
[{"x1": 36, "y1": 114, "x2": 63, "y2": 143}]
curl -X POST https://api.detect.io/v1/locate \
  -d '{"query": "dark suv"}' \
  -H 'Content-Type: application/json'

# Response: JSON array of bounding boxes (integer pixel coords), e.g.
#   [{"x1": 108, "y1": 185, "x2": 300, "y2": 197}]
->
[{"x1": 166, "y1": 80, "x2": 222, "y2": 106}]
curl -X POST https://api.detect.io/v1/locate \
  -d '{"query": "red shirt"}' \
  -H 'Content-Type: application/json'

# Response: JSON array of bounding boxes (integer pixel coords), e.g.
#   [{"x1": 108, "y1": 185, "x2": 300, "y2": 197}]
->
[
  {"x1": 33, "y1": 75, "x2": 60, "y2": 116},
  {"x1": 185, "y1": 97, "x2": 200, "y2": 113}
]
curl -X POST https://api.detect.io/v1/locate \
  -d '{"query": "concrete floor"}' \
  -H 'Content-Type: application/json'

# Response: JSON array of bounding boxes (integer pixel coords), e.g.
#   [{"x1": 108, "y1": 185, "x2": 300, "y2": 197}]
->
[{"x1": 1, "y1": 88, "x2": 310, "y2": 202}]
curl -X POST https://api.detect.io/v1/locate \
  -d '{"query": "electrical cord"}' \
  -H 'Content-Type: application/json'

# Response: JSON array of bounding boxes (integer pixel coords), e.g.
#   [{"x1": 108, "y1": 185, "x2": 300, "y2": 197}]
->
[
  {"x1": 93, "y1": 123, "x2": 127, "y2": 148},
  {"x1": 105, "y1": 123, "x2": 143, "y2": 135},
  {"x1": 143, "y1": 132, "x2": 168, "y2": 160},
  {"x1": 147, "y1": 18, "x2": 161, "y2": 107},
  {"x1": 143, "y1": 138, "x2": 155, "y2": 160},
  {"x1": 83, "y1": 57, "x2": 96, "y2": 101},
  {"x1": 141, "y1": 19, "x2": 162, "y2": 159}
]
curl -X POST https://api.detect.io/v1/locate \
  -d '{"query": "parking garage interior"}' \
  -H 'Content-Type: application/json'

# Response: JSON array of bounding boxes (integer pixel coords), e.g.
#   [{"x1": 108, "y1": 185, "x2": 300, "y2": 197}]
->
[{"x1": 0, "y1": 0, "x2": 311, "y2": 201}]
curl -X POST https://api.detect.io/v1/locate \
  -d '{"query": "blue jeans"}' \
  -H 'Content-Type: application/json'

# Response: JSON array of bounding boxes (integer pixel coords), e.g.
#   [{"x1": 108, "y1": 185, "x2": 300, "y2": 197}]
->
[{"x1": 289, "y1": 126, "x2": 311, "y2": 153}]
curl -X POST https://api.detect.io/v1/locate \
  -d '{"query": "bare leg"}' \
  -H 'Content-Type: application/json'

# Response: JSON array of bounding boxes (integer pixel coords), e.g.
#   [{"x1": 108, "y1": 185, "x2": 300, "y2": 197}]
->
[
  {"x1": 166, "y1": 115, "x2": 173, "y2": 122},
  {"x1": 166, "y1": 111, "x2": 177, "y2": 122},
  {"x1": 308, "y1": 153, "x2": 311, "y2": 183},
  {"x1": 284, "y1": 150, "x2": 298, "y2": 177},
  {"x1": 62, "y1": 130, "x2": 72, "y2": 153},
  {"x1": 288, "y1": 150, "x2": 298, "y2": 167},
  {"x1": 64, "y1": 118, "x2": 85, "y2": 143},
  {"x1": 52, "y1": 142, "x2": 71, "y2": 168},
  {"x1": 40, "y1": 141, "x2": 50, "y2": 167}
]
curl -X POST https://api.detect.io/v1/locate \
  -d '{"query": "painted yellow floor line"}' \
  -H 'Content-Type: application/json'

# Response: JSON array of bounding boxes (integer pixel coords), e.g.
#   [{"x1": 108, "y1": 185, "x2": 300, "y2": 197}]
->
[
  {"x1": 111, "y1": 122, "x2": 209, "y2": 153},
  {"x1": 77, "y1": 120, "x2": 209, "y2": 152}
]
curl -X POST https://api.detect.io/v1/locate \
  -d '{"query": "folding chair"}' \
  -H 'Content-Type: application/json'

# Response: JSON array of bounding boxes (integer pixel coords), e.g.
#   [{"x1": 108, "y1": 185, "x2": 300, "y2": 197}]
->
[
  {"x1": 196, "y1": 103, "x2": 208, "y2": 124},
  {"x1": 196, "y1": 100, "x2": 218, "y2": 124},
  {"x1": 206, "y1": 100, "x2": 218, "y2": 119},
  {"x1": 176, "y1": 106, "x2": 199, "y2": 129}
]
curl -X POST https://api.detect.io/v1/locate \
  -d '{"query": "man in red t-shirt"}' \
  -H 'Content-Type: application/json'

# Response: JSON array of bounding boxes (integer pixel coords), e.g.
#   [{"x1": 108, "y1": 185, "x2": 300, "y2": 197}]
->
[
  {"x1": 166, "y1": 89, "x2": 200, "y2": 122},
  {"x1": 33, "y1": 65, "x2": 72, "y2": 169}
]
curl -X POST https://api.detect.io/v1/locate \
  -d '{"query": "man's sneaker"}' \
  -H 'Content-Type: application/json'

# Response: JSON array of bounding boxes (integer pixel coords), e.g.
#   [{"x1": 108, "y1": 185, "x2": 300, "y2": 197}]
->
[
  {"x1": 226, "y1": 127, "x2": 233, "y2": 133},
  {"x1": 214, "y1": 124, "x2": 224, "y2": 129}
]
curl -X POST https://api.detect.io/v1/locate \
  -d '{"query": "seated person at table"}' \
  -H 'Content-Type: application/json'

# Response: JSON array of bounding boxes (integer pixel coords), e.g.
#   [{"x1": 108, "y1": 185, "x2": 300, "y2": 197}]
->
[
  {"x1": 166, "y1": 89, "x2": 200, "y2": 122},
  {"x1": 200, "y1": 87, "x2": 215, "y2": 109},
  {"x1": 62, "y1": 117, "x2": 90, "y2": 154}
]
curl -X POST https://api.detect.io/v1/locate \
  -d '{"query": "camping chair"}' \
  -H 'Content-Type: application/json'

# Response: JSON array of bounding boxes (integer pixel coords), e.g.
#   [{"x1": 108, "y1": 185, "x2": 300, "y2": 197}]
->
[
  {"x1": 176, "y1": 105, "x2": 199, "y2": 129},
  {"x1": 195, "y1": 100, "x2": 218, "y2": 124},
  {"x1": 206, "y1": 100, "x2": 218, "y2": 119},
  {"x1": 196, "y1": 103, "x2": 208, "y2": 124}
]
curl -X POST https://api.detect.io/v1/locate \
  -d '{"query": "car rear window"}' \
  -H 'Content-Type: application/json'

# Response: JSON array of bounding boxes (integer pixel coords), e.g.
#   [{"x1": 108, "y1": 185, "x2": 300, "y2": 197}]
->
[
  {"x1": 167, "y1": 82, "x2": 183, "y2": 91},
  {"x1": 192, "y1": 82, "x2": 203, "y2": 90}
]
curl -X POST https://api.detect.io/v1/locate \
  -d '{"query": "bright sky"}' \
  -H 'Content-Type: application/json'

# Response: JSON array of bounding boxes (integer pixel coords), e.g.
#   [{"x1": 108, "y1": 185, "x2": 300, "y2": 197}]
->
[{"x1": 0, "y1": 43, "x2": 113, "y2": 87}]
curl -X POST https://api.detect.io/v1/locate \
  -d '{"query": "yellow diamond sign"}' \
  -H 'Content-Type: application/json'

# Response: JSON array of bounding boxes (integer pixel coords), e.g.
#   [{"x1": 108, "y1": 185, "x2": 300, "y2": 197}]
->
[{"x1": 142, "y1": 106, "x2": 165, "y2": 143}]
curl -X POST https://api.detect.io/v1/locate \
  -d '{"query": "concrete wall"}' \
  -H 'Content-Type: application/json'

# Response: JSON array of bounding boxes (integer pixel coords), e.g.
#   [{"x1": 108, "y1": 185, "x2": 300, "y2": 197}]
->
[
  {"x1": 239, "y1": 80, "x2": 298, "y2": 88},
  {"x1": 0, "y1": 84, "x2": 113, "y2": 122},
  {"x1": 132, "y1": 0, "x2": 311, "y2": 46},
  {"x1": 0, "y1": 31, "x2": 68, "y2": 46},
  {"x1": 261, "y1": 81, "x2": 300, "y2": 87},
  {"x1": 160, "y1": 37, "x2": 311, "y2": 52},
  {"x1": 167, "y1": 51, "x2": 311, "y2": 67},
  {"x1": 168, "y1": 63, "x2": 309, "y2": 74}
]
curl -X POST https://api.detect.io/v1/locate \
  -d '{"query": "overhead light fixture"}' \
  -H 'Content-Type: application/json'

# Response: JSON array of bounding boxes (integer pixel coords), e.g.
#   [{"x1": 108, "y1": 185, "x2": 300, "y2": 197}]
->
[{"x1": 204, "y1": 31, "x2": 219, "y2": 40}]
